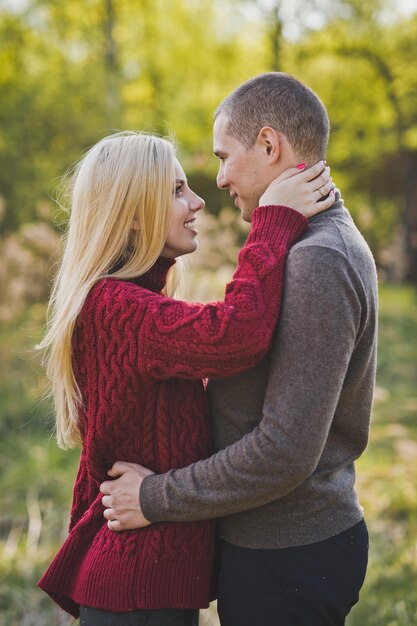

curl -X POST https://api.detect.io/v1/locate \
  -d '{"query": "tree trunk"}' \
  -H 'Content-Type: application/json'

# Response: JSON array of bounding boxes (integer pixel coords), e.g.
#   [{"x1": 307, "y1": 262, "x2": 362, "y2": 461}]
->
[
  {"x1": 270, "y1": 2, "x2": 283, "y2": 71},
  {"x1": 103, "y1": 0, "x2": 120, "y2": 120},
  {"x1": 403, "y1": 153, "x2": 417, "y2": 284}
]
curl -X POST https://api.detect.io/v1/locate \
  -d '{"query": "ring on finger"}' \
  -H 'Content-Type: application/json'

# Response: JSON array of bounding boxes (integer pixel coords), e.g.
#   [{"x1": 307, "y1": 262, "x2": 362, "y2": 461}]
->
[{"x1": 318, "y1": 187, "x2": 326, "y2": 198}]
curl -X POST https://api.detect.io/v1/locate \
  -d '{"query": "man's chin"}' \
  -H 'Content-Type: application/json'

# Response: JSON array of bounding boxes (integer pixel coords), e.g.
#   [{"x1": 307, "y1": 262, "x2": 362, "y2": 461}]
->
[{"x1": 241, "y1": 205, "x2": 257, "y2": 223}]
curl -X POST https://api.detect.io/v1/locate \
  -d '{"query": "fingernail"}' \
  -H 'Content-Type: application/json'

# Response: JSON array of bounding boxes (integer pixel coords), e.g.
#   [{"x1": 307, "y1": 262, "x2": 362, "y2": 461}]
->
[{"x1": 296, "y1": 162, "x2": 306, "y2": 170}]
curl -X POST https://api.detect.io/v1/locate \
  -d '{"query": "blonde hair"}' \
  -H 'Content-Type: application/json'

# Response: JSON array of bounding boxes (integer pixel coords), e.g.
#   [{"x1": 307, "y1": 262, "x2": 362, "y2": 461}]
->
[{"x1": 39, "y1": 131, "x2": 181, "y2": 449}]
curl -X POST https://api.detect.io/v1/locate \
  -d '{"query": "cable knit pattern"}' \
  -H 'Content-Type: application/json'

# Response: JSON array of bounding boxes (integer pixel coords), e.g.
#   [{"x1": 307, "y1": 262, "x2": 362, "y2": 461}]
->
[{"x1": 38, "y1": 205, "x2": 307, "y2": 618}]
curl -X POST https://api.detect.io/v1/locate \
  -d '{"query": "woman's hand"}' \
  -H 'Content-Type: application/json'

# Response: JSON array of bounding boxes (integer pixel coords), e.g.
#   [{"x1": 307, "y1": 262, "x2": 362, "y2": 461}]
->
[{"x1": 259, "y1": 161, "x2": 335, "y2": 218}]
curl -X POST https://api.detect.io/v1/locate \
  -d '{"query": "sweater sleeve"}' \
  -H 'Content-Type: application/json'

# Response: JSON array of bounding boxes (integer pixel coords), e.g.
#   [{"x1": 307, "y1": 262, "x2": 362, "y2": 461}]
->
[
  {"x1": 91, "y1": 205, "x2": 307, "y2": 380},
  {"x1": 139, "y1": 247, "x2": 363, "y2": 521}
]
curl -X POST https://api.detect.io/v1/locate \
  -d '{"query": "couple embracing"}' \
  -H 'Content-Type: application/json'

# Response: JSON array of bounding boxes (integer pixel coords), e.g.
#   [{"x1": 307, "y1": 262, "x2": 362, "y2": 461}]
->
[{"x1": 38, "y1": 72, "x2": 377, "y2": 626}]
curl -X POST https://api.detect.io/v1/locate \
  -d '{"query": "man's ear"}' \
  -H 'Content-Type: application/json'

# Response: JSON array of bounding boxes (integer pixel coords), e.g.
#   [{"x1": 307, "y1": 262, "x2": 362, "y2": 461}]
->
[{"x1": 256, "y1": 126, "x2": 282, "y2": 162}]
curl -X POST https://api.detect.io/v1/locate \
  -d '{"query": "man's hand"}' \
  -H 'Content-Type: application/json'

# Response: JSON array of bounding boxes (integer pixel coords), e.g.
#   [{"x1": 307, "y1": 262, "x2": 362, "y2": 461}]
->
[{"x1": 100, "y1": 461, "x2": 154, "y2": 531}]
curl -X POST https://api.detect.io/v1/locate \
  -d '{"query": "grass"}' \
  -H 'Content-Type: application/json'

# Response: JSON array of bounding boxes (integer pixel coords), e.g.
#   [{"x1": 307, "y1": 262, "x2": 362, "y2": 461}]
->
[
  {"x1": 0, "y1": 284, "x2": 416, "y2": 625},
  {"x1": 346, "y1": 284, "x2": 417, "y2": 626}
]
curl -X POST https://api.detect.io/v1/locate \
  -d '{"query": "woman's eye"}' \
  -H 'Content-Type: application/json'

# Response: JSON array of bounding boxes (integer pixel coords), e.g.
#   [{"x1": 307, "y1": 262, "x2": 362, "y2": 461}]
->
[{"x1": 175, "y1": 185, "x2": 183, "y2": 196}]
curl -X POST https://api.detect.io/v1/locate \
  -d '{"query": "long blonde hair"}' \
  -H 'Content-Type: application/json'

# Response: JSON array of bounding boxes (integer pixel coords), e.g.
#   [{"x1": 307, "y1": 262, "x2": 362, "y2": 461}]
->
[{"x1": 39, "y1": 131, "x2": 181, "y2": 449}]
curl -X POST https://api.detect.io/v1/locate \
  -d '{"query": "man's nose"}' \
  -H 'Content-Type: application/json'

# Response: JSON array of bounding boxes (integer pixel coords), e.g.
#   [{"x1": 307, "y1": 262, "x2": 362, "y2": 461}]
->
[{"x1": 216, "y1": 167, "x2": 228, "y2": 190}]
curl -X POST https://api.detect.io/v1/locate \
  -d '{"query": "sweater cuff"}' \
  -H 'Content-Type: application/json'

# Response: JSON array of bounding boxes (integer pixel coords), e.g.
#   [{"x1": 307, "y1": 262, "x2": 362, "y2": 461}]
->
[
  {"x1": 248, "y1": 205, "x2": 308, "y2": 249},
  {"x1": 140, "y1": 473, "x2": 167, "y2": 522}
]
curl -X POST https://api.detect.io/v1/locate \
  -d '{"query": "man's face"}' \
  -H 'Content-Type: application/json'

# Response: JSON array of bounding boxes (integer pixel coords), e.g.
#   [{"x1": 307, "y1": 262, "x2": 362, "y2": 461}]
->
[{"x1": 213, "y1": 112, "x2": 269, "y2": 222}]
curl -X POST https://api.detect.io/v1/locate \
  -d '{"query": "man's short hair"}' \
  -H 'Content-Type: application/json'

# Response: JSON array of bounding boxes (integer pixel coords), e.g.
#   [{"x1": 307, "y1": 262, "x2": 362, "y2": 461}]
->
[{"x1": 215, "y1": 72, "x2": 330, "y2": 163}]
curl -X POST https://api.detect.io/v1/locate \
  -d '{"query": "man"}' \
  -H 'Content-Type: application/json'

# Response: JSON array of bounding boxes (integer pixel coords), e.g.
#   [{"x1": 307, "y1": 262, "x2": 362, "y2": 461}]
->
[{"x1": 100, "y1": 73, "x2": 378, "y2": 626}]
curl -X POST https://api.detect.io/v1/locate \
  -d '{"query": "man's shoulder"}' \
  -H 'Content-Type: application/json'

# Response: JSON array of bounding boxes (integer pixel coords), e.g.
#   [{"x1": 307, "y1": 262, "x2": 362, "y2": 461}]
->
[{"x1": 289, "y1": 202, "x2": 375, "y2": 274}]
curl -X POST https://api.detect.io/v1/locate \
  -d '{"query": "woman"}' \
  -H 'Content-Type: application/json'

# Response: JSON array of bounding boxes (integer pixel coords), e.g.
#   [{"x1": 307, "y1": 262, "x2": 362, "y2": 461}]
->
[{"x1": 37, "y1": 131, "x2": 334, "y2": 625}]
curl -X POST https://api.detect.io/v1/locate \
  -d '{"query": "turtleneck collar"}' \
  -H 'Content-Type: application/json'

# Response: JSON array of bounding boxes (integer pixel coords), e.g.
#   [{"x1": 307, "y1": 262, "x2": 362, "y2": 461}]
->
[{"x1": 132, "y1": 257, "x2": 176, "y2": 293}]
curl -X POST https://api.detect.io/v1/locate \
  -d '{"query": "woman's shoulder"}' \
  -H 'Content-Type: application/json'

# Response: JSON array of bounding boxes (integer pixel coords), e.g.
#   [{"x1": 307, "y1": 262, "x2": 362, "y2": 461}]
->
[
  {"x1": 90, "y1": 276, "x2": 149, "y2": 299},
  {"x1": 80, "y1": 278, "x2": 151, "y2": 325}
]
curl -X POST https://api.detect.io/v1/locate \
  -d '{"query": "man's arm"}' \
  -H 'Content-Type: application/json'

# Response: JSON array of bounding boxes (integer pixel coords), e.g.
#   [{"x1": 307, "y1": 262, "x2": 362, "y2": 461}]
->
[{"x1": 102, "y1": 246, "x2": 362, "y2": 527}]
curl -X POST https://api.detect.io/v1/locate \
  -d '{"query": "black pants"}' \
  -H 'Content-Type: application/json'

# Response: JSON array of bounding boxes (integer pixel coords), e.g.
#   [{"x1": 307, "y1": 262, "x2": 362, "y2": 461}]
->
[
  {"x1": 79, "y1": 606, "x2": 199, "y2": 626},
  {"x1": 216, "y1": 520, "x2": 369, "y2": 626}
]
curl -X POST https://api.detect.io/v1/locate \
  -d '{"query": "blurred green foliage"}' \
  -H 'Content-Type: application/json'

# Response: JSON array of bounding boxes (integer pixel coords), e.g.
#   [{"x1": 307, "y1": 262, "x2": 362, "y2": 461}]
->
[
  {"x1": 347, "y1": 285, "x2": 417, "y2": 625},
  {"x1": 0, "y1": 0, "x2": 416, "y2": 278}
]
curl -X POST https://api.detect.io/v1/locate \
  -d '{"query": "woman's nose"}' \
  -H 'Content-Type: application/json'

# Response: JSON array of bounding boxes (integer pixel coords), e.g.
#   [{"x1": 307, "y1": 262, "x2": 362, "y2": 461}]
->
[{"x1": 190, "y1": 192, "x2": 205, "y2": 212}]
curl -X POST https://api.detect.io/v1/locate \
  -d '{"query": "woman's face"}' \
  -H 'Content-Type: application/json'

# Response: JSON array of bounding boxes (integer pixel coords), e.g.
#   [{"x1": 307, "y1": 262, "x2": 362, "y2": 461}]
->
[{"x1": 161, "y1": 160, "x2": 205, "y2": 258}]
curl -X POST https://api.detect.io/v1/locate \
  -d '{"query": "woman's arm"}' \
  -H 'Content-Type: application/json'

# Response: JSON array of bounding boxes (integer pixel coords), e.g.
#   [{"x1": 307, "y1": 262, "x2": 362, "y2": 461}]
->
[{"x1": 87, "y1": 163, "x2": 334, "y2": 380}]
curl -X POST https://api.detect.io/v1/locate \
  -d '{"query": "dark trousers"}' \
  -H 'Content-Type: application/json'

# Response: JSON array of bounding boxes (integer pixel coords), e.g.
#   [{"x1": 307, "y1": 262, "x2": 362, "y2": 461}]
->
[
  {"x1": 79, "y1": 606, "x2": 199, "y2": 626},
  {"x1": 216, "y1": 519, "x2": 369, "y2": 626}
]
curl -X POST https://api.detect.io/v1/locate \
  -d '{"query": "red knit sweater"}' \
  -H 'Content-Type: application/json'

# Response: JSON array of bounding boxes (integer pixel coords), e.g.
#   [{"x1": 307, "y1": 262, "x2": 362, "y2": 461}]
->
[{"x1": 38, "y1": 205, "x2": 307, "y2": 617}]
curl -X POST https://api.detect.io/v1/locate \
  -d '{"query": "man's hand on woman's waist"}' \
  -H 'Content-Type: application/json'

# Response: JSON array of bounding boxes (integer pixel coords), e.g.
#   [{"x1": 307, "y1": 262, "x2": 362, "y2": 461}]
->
[{"x1": 100, "y1": 461, "x2": 153, "y2": 531}]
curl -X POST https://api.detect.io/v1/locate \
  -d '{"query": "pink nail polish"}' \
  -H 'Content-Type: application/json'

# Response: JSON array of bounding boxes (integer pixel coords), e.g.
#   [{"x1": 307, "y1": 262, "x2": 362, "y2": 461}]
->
[{"x1": 296, "y1": 163, "x2": 306, "y2": 170}]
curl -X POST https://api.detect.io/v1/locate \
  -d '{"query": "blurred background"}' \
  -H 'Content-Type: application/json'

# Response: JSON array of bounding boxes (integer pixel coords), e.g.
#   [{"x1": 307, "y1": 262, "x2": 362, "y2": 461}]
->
[{"x1": 0, "y1": 0, "x2": 416, "y2": 624}]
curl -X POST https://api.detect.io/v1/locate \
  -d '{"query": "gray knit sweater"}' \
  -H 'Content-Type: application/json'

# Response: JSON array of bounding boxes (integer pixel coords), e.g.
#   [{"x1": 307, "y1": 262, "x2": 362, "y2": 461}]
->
[{"x1": 141, "y1": 192, "x2": 378, "y2": 549}]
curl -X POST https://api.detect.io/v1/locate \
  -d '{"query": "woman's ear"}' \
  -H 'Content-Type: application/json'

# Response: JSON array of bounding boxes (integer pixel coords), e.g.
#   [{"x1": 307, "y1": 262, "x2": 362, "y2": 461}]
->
[
  {"x1": 256, "y1": 126, "x2": 282, "y2": 162},
  {"x1": 131, "y1": 219, "x2": 140, "y2": 231}
]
